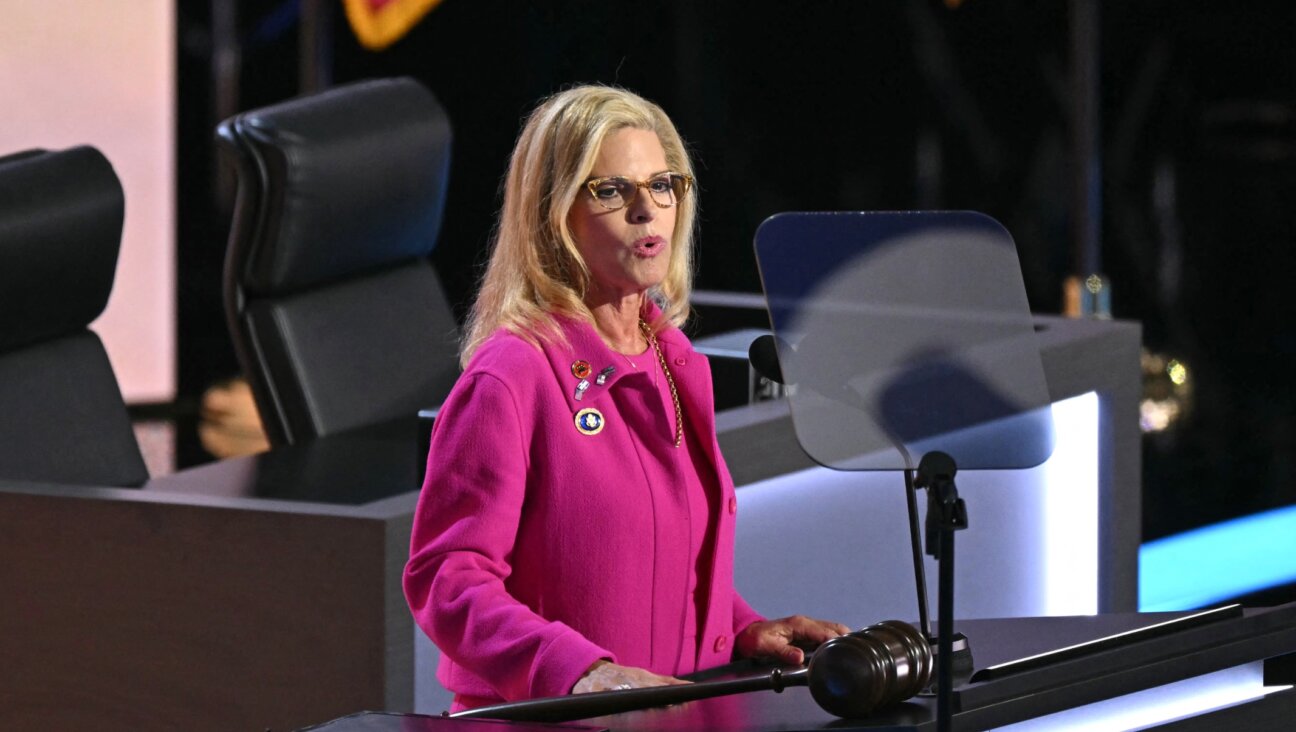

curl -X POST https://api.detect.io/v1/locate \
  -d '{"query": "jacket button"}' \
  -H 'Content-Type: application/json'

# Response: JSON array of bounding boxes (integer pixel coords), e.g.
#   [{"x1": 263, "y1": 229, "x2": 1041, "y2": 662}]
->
[
  {"x1": 728, "y1": 496, "x2": 738, "y2": 514},
  {"x1": 675, "y1": 357, "x2": 686, "y2": 366},
  {"x1": 713, "y1": 635, "x2": 728, "y2": 653}
]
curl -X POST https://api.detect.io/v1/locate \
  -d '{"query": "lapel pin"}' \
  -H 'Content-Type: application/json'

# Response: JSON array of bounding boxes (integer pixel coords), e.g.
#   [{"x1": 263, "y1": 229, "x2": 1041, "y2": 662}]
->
[
  {"x1": 596, "y1": 365, "x2": 615, "y2": 385},
  {"x1": 574, "y1": 379, "x2": 590, "y2": 401},
  {"x1": 574, "y1": 408, "x2": 605, "y2": 435},
  {"x1": 571, "y1": 360, "x2": 592, "y2": 379}
]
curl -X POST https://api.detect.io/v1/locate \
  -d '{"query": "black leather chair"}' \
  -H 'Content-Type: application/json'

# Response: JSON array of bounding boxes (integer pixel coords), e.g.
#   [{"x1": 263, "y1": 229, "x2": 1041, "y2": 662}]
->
[
  {"x1": 216, "y1": 77, "x2": 460, "y2": 447},
  {"x1": 0, "y1": 146, "x2": 149, "y2": 486}
]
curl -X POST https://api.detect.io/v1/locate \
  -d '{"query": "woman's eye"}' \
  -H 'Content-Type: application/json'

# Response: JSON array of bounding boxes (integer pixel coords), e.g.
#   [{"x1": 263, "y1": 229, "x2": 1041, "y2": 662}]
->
[
  {"x1": 594, "y1": 185, "x2": 621, "y2": 199},
  {"x1": 648, "y1": 179, "x2": 672, "y2": 193}
]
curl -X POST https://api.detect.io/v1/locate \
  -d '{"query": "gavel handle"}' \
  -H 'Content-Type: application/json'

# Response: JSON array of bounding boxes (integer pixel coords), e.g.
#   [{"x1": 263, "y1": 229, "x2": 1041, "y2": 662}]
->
[{"x1": 449, "y1": 666, "x2": 810, "y2": 723}]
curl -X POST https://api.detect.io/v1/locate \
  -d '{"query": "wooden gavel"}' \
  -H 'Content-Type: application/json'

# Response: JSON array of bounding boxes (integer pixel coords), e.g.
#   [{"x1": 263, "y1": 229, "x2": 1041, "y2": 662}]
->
[{"x1": 451, "y1": 620, "x2": 934, "y2": 723}]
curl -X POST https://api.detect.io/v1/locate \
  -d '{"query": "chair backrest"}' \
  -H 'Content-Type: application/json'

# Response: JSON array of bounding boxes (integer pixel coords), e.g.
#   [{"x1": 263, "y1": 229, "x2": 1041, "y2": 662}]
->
[
  {"x1": 0, "y1": 146, "x2": 149, "y2": 487},
  {"x1": 216, "y1": 77, "x2": 461, "y2": 446}
]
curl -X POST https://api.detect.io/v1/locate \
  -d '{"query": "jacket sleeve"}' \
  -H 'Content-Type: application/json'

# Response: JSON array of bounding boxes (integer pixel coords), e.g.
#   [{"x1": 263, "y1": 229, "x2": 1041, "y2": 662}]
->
[
  {"x1": 403, "y1": 371, "x2": 612, "y2": 701},
  {"x1": 731, "y1": 589, "x2": 765, "y2": 637}
]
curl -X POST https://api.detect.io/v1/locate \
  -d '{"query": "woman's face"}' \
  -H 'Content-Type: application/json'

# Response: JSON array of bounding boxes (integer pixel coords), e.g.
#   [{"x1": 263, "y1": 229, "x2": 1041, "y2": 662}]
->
[{"x1": 568, "y1": 127, "x2": 677, "y2": 305}]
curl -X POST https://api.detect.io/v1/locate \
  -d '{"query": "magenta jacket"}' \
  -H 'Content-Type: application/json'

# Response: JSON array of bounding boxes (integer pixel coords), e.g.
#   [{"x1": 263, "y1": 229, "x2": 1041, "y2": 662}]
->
[{"x1": 403, "y1": 311, "x2": 764, "y2": 706}]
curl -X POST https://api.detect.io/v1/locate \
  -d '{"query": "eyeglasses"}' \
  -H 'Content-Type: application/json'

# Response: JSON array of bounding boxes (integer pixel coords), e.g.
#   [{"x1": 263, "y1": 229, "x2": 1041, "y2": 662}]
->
[{"x1": 583, "y1": 172, "x2": 693, "y2": 211}]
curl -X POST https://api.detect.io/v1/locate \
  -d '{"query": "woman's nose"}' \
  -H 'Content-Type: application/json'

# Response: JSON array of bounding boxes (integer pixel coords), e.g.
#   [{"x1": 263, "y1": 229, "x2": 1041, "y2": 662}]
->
[{"x1": 626, "y1": 196, "x2": 655, "y2": 224}]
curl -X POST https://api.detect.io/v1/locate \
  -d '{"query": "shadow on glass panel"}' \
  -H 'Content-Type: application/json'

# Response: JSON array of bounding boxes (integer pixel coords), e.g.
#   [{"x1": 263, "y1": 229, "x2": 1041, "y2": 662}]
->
[{"x1": 754, "y1": 211, "x2": 1054, "y2": 472}]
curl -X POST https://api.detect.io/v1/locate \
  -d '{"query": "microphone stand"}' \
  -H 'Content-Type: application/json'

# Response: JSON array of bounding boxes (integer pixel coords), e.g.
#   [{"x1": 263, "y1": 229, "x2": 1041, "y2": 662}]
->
[{"x1": 916, "y1": 451, "x2": 968, "y2": 732}]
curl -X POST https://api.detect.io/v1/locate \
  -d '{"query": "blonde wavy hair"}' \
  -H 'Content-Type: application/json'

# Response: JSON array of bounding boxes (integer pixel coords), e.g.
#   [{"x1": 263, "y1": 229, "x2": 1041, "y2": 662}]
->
[{"x1": 460, "y1": 85, "x2": 698, "y2": 367}]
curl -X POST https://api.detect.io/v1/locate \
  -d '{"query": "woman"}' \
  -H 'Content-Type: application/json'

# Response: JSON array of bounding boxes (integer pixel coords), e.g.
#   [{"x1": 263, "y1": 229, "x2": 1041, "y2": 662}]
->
[{"x1": 403, "y1": 85, "x2": 847, "y2": 712}]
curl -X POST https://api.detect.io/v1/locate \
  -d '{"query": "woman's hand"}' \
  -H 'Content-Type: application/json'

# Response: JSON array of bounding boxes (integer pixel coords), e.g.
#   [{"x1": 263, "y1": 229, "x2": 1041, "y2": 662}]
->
[
  {"x1": 571, "y1": 660, "x2": 690, "y2": 694},
  {"x1": 735, "y1": 615, "x2": 852, "y2": 666}
]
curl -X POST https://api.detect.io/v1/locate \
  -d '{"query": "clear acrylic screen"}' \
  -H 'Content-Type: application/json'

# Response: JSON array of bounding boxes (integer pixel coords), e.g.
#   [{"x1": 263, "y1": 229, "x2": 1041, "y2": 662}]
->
[{"x1": 754, "y1": 211, "x2": 1055, "y2": 471}]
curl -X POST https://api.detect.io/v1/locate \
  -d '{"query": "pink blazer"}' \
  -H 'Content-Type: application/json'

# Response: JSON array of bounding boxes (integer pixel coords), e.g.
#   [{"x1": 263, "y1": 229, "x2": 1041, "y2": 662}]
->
[{"x1": 403, "y1": 311, "x2": 764, "y2": 706}]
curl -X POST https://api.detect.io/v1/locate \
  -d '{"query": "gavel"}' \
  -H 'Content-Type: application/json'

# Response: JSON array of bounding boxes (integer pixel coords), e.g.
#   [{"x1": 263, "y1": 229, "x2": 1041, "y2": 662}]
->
[{"x1": 450, "y1": 620, "x2": 934, "y2": 723}]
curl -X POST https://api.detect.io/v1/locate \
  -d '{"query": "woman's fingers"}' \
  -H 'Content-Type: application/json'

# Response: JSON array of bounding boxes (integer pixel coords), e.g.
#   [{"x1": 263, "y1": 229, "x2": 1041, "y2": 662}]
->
[
  {"x1": 736, "y1": 615, "x2": 852, "y2": 663},
  {"x1": 572, "y1": 661, "x2": 690, "y2": 694}
]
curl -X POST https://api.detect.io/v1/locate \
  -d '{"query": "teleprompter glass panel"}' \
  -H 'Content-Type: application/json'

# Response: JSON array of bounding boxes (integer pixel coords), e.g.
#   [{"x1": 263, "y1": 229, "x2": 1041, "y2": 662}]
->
[{"x1": 754, "y1": 211, "x2": 1054, "y2": 471}]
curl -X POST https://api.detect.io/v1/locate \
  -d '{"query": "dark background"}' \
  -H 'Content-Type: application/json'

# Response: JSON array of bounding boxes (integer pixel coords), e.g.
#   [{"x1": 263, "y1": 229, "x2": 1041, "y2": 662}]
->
[{"x1": 174, "y1": 0, "x2": 1296, "y2": 551}]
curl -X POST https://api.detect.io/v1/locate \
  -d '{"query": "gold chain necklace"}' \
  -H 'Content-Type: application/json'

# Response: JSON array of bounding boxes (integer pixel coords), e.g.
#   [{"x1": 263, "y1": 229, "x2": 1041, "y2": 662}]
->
[{"x1": 640, "y1": 318, "x2": 682, "y2": 448}]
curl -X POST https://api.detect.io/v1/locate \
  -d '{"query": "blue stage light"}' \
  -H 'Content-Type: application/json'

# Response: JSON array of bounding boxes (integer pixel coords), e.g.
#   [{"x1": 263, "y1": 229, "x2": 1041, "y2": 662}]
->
[{"x1": 1140, "y1": 504, "x2": 1296, "y2": 611}]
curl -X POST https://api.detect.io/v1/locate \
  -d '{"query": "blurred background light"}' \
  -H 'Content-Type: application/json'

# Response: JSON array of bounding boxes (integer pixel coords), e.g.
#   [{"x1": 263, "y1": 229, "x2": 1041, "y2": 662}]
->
[{"x1": 1140, "y1": 503, "x2": 1296, "y2": 611}]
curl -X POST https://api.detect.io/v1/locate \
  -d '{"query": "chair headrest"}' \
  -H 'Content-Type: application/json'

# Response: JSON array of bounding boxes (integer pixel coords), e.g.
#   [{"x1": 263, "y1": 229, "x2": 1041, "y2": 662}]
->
[
  {"x1": 0, "y1": 146, "x2": 124, "y2": 352},
  {"x1": 219, "y1": 76, "x2": 453, "y2": 296}
]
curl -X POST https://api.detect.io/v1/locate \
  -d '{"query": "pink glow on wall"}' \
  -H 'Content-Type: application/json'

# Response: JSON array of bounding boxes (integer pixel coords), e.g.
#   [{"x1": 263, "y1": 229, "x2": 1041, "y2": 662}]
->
[{"x1": 1, "y1": 2, "x2": 176, "y2": 402}]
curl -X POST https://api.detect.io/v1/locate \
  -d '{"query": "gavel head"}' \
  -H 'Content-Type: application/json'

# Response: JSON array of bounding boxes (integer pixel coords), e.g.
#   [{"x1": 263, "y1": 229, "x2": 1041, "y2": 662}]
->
[{"x1": 806, "y1": 620, "x2": 933, "y2": 719}]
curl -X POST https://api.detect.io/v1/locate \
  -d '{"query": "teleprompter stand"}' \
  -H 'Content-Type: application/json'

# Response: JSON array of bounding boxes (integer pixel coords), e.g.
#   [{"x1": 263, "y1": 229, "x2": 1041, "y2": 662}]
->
[
  {"x1": 752, "y1": 211, "x2": 1059, "y2": 724},
  {"x1": 916, "y1": 451, "x2": 967, "y2": 732}
]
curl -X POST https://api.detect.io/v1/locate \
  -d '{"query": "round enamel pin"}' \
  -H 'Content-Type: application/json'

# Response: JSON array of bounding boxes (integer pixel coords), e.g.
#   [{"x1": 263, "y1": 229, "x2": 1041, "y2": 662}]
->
[
  {"x1": 574, "y1": 408, "x2": 605, "y2": 435},
  {"x1": 571, "y1": 360, "x2": 593, "y2": 379}
]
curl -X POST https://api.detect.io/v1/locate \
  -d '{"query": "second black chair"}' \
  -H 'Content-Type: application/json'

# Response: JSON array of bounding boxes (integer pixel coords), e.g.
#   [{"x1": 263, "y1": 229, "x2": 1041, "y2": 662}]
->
[
  {"x1": 217, "y1": 77, "x2": 461, "y2": 447},
  {"x1": 0, "y1": 146, "x2": 148, "y2": 486}
]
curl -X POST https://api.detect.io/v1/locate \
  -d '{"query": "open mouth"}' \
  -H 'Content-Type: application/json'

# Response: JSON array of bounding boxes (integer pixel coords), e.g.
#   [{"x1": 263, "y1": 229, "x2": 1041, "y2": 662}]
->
[{"x1": 633, "y1": 236, "x2": 666, "y2": 257}]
